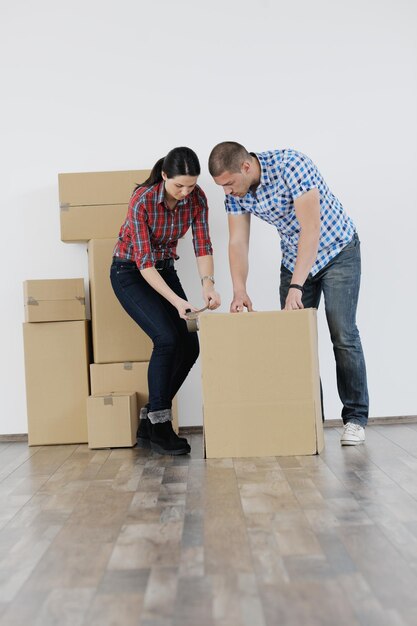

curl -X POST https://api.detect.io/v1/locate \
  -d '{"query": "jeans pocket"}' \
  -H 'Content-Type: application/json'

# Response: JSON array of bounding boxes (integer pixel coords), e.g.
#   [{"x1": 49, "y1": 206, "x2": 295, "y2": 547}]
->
[
  {"x1": 342, "y1": 234, "x2": 360, "y2": 255},
  {"x1": 112, "y1": 264, "x2": 140, "y2": 288},
  {"x1": 114, "y1": 262, "x2": 135, "y2": 270},
  {"x1": 352, "y1": 233, "x2": 360, "y2": 247}
]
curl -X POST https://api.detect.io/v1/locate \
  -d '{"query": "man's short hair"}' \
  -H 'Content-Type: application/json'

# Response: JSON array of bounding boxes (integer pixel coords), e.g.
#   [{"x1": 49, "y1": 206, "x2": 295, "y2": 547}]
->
[{"x1": 208, "y1": 142, "x2": 251, "y2": 177}]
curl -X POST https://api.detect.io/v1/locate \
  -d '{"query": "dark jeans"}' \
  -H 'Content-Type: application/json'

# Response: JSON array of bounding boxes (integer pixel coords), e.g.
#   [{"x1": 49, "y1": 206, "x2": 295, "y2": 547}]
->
[
  {"x1": 110, "y1": 260, "x2": 199, "y2": 413},
  {"x1": 280, "y1": 234, "x2": 369, "y2": 427}
]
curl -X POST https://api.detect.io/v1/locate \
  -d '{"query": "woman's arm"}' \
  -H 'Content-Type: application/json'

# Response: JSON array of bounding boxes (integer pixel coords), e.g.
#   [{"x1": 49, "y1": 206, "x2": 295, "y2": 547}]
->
[
  {"x1": 140, "y1": 267, "x2": 198, "y2": 320},
  {"x1": 196, "y1": 255, "x2": 221, "y2": 309}
]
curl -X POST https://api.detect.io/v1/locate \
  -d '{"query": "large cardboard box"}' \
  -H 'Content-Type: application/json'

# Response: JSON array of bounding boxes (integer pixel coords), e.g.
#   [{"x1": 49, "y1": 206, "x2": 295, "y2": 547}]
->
[
  {"x1": 88, "y1": 238, "x2": 152, "y2": 363},
  {"x1": 199, "y1": 309, "x2": 324, "y2": 458},
  {"x1": 58, "y1": 169, "x2": 150, "y2": 242},
  {"x1": 87, "y1": 392, "x2": 138, "y2": 449},
  {"x1": 23, "y1": 321, "x2": 90, "y2": 445},
  {"x1": 23, "y1": 278, "x2": 87, "y2": 322},
  {"x1": 90, "y1": 361, "x2": 179, "y2": 433}
]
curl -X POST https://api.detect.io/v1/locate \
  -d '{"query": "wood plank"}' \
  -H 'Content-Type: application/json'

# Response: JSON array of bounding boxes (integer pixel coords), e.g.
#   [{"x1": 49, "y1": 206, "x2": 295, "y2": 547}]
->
[{"x1": 0, "y1": 427, "x2": 417, "y2": 624}]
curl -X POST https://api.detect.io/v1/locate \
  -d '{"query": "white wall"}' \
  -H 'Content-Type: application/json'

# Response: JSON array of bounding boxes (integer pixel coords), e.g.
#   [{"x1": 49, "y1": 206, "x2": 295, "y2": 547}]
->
[{"x1": 1, "y1": 0, "x2": 416, "y2": 434}]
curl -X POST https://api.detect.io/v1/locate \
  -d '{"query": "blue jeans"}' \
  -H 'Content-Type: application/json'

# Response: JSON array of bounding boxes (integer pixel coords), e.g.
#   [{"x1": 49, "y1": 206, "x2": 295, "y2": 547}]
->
[
  {"x1": 110, "y1": 260, "x2": 199, "y2": 413},
  {"x1": 280, "y1": 234, "x2": 369, "y2": 427}
]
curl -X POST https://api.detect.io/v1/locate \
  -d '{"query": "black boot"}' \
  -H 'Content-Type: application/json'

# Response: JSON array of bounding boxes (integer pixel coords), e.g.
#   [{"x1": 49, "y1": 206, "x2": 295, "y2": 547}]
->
[
  {"x1": 137, "y1": 407, "x2": 151, "y2": 449},
  {"x1": 148, "y1": 410, "x2": 190, "y2": 456},
  {"x1": 137, "y1": 407, "x2": 189, "y2": 452}
]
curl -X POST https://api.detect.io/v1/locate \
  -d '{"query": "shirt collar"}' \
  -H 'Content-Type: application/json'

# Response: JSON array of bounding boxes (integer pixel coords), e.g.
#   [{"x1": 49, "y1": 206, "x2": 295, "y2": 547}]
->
[
  {"x1": 252, "y1": 152, "x2": 271, "y2": 186},
  {"x1": 157, "y1": 181, "x2": 165, "y2": 206}
]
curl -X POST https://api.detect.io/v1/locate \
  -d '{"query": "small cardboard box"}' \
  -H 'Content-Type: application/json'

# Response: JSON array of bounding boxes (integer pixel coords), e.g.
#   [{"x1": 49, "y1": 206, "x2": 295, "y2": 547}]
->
[
  {"x1": 23, "y1": 321, "x2": 90, "y2": 445},
  {"x1": 199, "y1": 309, "x2": 324, "y2": 458},
  {"x1": 88, "y1": 238, "x2": 152, "y2": 364},
  {"x1": 23, "y1": 278, "x2": 87, "y2": 322},
  {"x1": 58, "y1": 169, "x2": 150, "y2": 242},
  {"x1": 90, "y1": 361, "x2": 179, "y2": 433},
  {"x1": 87, "y1": 392, "x2": 138, "y2": 449}
]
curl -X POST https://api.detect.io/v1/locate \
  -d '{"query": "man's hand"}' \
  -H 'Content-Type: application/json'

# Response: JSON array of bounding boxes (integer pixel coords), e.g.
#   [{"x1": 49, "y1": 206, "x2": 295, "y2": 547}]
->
[
  {"x1": 230, "y1": 291, "x2": 253, "y2": 313},
  {"x1": 284, "y1": 287, "x2": 304, "y2": 311}
]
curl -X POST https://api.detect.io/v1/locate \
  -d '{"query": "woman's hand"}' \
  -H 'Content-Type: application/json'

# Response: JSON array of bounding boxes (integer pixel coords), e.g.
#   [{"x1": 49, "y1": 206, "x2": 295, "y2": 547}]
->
[
  {"x1": 203, "y1": 285, "x2": 221, "y2": 310},
  {"x1": 174, "y1": 297, "x2": 199, "y2": 320}
]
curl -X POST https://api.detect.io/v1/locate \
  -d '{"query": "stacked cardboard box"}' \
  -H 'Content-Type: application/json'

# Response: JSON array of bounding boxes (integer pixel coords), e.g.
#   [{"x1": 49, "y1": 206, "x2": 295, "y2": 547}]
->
[
  {"x1": 58, "y1": 169, "x2": 150, "y2": 242},
  {"x1": 22, "y1": 279, "x2": 90, "y2": 445},
  {"x1": 87, "y1": 392, "x2": 138, "y2": 449},
  {"x1": 88, "y1": 238, "x2": 152, "y2": 363},
  {"x1": 87, "y1": 235, "x2": 153, "y2": 446},
  {"x1": 90, "y1": 362, "x2": 150, "y2": 408},
  {"x1": 199, "y1": 308, "x2": 324, "y2": 458},
  {"x1": 24, "y1": 278, "x2": 87, "y2": 322}
]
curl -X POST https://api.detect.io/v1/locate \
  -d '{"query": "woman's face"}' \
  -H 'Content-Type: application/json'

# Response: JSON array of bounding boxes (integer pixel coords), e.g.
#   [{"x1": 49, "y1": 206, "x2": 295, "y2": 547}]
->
[{"x1": 162, "y1": 173, "x2": 198, "y2": 202}]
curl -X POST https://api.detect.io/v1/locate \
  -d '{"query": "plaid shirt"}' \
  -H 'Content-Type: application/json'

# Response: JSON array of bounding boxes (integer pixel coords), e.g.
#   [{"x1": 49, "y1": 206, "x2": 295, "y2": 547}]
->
[
  {"x1": 114, "y1": 182, "x2": 213, "y2": 270},
  {"x1": 225, "y1": 150, "x2": 356, "y2": 276}
]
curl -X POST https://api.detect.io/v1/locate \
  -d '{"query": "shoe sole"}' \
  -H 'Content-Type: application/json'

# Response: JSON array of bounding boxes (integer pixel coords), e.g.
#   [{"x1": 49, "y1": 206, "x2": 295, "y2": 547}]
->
[
  {"x1": 341, "y1": 440, "x2": 365, "y2": 446},
  {"x1": 150, "y1": 442, "x2": 190, "y2": 456},
  {"x1": 138, "y1": 435, "x2": 189, "y2": 450}
]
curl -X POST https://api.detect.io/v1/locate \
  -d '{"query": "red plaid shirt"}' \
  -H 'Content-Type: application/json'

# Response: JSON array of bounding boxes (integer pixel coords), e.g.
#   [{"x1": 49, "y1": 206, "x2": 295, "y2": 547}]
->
[{"x1": 113, "y1": 182, "x2": 213, "y2": 270}]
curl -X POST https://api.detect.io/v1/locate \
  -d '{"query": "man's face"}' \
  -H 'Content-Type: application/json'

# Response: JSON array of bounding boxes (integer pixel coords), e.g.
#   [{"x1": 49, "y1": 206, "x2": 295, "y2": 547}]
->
[{"x1": 213, "y1": 166, "x2": 252, "y2": 198}]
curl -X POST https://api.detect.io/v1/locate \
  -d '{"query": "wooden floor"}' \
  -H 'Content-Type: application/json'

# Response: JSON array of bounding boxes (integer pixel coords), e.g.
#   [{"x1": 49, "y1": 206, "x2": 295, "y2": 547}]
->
[{"x1": 2, "y1": 425, "x2": 417, "y2": 625}]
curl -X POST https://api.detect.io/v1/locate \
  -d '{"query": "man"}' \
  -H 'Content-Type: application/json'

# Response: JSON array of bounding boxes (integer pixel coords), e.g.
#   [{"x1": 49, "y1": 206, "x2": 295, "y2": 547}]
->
[{"x1": 208, "y1": 142, "x2": 368, "y2": 446}]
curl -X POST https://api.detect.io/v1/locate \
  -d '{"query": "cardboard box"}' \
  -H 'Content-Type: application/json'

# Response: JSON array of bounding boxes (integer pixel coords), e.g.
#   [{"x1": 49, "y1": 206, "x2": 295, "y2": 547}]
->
[
  {"x1": 90, "y1": 361, "x2": 179, "y2": 433},
  {"x1": 199, "y1": 309, "x2": 324, "y2": 458},
  {"x1": 23, "y1": 278, "x2": 87, "y2": 322},
  {"x1": 23, "y1": 321, "x2": 90, "y2": 445},
  {"x1": 58, "y1": 169, "x2": 150, "y2": 242},
  {"x1": 88, "y1": 238, "x2": 152, "y2": 363},
  {"x1": 87, "y1": 392, "x2": 138, "y2": 449}
]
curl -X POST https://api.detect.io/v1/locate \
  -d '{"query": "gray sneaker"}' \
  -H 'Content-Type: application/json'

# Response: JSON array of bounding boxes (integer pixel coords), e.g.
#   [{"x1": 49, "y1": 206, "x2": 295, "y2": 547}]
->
[{"x1": 340, "y1": 423, "x2": 365, "y2": 446}]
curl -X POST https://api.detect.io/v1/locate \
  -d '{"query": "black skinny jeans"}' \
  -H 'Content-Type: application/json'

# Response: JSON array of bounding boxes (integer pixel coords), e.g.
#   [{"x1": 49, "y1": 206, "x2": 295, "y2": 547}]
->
[{"x1": 110, "y1": 259, "x2": 199, "y2": 412}]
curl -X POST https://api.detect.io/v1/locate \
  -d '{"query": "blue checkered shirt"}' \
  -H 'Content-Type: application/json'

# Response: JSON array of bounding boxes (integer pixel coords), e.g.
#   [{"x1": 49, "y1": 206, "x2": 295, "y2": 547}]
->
[{"x1": 225, "y1": 150, "x2": 356, "y2": 276}]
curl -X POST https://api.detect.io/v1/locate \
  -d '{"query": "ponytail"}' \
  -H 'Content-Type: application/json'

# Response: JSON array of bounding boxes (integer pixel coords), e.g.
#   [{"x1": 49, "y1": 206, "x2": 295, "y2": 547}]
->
[
  {"x1": 134, "y1": 157, "x2": 165, "y2": 191},
  {"x1": 134, "y1": 147, "x2": 200, "y2": 192}
]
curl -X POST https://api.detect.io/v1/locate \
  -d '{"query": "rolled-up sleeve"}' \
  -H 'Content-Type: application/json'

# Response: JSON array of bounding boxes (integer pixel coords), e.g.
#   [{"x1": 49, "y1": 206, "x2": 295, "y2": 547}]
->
[
  {"x1": 191, "y1": 188, "x2": 213, "y2": 257},
  {"x1": 225, "y1": 194, "x2": 248, "y2": 215},
  {"x1": 128, "y1": 198, "x2": 155, "y2": 270}
]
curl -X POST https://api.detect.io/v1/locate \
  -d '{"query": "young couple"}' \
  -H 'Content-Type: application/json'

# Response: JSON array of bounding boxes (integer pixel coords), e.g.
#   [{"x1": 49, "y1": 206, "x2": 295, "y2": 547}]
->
[{"x1": 111, "y1": 143, "x2": 369, "y2": 455}]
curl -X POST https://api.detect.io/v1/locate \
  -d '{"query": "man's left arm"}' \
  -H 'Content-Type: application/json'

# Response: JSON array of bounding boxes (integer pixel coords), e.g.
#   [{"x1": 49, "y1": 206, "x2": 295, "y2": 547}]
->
[{"x1": 284, "y1": 188, "x2": 321, "y2": 310}]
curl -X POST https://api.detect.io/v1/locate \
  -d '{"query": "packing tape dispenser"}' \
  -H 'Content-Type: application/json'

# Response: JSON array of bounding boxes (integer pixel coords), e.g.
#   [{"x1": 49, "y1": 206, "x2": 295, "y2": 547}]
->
[{"x1": 185, "y1": 304, "x2": 210, "y2": 332}]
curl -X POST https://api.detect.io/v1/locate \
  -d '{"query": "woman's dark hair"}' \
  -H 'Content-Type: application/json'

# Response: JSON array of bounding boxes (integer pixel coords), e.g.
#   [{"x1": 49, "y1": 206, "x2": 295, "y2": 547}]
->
[{"x1": 135, "y1": 146, "x2": 200, "y2": 190}]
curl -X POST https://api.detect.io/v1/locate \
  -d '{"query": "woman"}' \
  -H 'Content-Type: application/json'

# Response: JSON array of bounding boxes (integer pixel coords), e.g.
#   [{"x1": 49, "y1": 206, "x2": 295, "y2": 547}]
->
[{"x1": 110, "y1": 147, "x2": 221, "y2": 455}]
